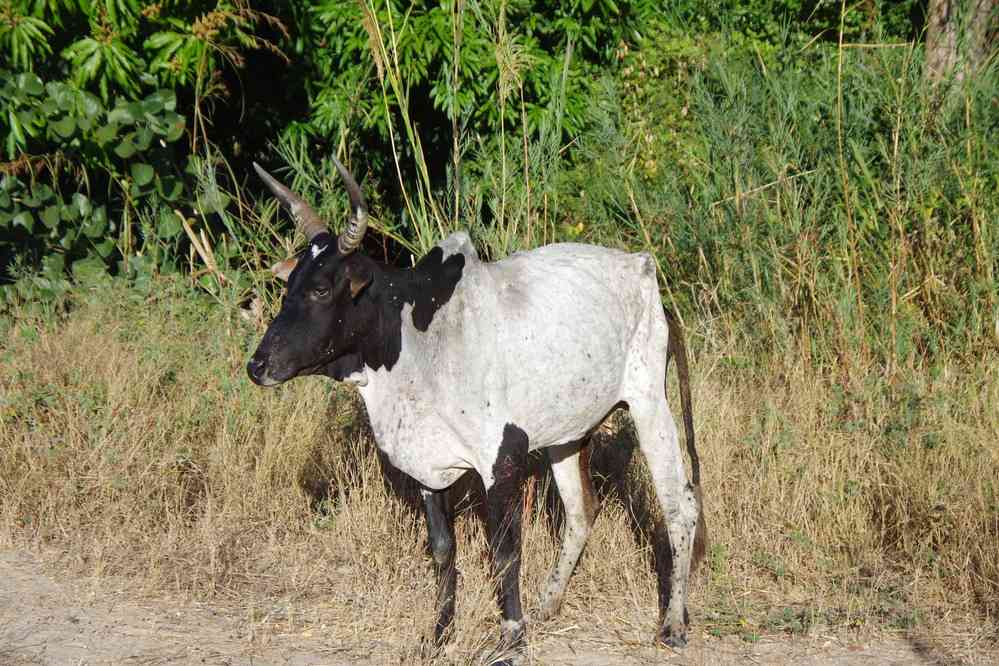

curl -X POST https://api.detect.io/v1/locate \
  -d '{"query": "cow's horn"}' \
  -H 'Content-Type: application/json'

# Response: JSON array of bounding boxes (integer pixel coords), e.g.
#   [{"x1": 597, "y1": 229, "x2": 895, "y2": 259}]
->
[
  {"x1": 253, "y1": 162, "x2": 328, "y2": 241},
  {"x1": 331, "y1": 156, "x2": 368, "y2": 255}
]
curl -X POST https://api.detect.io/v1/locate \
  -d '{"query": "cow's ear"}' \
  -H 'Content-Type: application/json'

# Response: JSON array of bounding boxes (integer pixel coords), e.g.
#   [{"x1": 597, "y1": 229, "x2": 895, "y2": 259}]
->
[
  {"x1": 271, "y1": 257, "x2": 298, "y2": 282},
  {"x1": 343, "y1": 256, "x2": 373, "y2": 299}
]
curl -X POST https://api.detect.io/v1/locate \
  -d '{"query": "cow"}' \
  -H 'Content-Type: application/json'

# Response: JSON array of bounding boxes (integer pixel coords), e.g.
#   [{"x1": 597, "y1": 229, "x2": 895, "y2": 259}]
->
[{"x1": 246, "y1": 157, "x2": 706, "y2": 662}]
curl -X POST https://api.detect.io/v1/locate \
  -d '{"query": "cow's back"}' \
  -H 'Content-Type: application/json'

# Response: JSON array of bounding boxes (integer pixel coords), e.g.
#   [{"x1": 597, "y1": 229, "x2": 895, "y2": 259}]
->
[{"x1": 444, "y1": 241, "x2": 665, "y2": 448}]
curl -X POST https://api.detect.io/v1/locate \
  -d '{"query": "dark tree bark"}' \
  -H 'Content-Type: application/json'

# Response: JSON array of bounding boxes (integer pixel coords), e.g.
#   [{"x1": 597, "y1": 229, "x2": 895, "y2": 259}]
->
[{"x1": 925, "y1": 0, "x2": 999, "y2": 81}]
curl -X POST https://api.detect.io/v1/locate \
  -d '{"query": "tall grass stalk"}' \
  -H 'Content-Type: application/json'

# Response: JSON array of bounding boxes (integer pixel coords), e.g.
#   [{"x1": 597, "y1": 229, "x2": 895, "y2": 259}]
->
[
  {"x1": 449, "y1": 0, "x2": 466, "y2": 232},
  {"x1": 359, "y1": 0, "x2": 447, "y2": 255},
  {"x1": 835, "y1": 0, "x2": 868, "y2": 369}
]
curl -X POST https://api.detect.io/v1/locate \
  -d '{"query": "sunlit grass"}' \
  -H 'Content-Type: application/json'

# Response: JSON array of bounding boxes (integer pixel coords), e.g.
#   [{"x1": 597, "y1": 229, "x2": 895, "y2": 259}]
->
[{"x1": 1, "y1": 278, "x2": 995, "y2": 661}]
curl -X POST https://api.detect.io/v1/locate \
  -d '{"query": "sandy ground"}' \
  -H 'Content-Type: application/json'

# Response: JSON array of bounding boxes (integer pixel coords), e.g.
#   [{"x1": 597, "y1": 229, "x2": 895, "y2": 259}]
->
[{"x1": 2, "y1": 549, "x2": 995, "y2": 665}]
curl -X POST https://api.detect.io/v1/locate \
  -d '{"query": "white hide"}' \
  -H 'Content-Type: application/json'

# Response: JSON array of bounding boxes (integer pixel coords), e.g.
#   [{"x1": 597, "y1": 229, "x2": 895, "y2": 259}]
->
[{"x1": 356, "y1": 232, "x2": 673, "y2": 492}]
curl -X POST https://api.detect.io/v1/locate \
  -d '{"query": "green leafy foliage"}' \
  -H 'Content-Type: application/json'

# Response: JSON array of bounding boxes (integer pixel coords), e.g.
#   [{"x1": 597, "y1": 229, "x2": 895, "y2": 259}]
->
[
  {"x1": 0, "y1": 2, "x2": 54, "y2": 70},
  {"x1": 1, "y1": 0, "x2": 278, "y2": 103},
  {"x1": 4, "y1": 0, "x2": 993, "y2": 370},
  {"x1": 671, "y1": 0, "x2": 924, "y2": 44},
  {"x1": 1, "y1": 71, "x2": 189, "y2": 289},
  {"x1": 298, "y1": 0, "x2": 658, "y2": 163},
  {"x1": 1, "y1": 0, "x2": 279, "y2": 291},
  {"x1": 62, "y1": 33, "x2": 145, "y2": 100}
]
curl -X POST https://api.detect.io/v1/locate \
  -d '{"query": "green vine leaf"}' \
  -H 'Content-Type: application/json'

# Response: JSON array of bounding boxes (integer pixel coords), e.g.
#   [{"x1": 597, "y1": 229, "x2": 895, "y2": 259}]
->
[
  {"x1": 41, "y1": 205, "x2": 61, "y2": 229},
  {"x1": 130, "y1": 162, "x2": 155, "y2": 186},
  {"x1": 12, "y1": 211, "x2": 34, "y2": 232},
  {"x1": 51, "y1": 115, "x2": 76, "y2": 138},
  {"x1": 114, "y1": 133, "x2": 137, "y2": 158}
]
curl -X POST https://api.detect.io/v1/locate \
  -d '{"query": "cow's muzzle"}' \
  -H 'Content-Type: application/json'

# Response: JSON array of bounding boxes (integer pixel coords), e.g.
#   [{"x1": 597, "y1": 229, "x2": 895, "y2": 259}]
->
[{"x1": 246, "y1": 355, "x2": 282, "y2": 387}]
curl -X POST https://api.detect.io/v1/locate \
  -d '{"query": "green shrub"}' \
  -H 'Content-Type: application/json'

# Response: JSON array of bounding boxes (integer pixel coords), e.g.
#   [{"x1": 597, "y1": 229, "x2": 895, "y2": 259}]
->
[
  {"x1": 291, "y1": 0, "x2": 659, "y2": 165},
  {"x1": 1, "y1": 71, "x2": 188, "y2": 290}
]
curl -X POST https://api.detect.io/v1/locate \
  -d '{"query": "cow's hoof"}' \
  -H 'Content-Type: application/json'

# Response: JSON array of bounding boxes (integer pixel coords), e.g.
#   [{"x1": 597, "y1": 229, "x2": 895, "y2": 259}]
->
[
  {"x1": 485, "y1": 624, "x2": 526, "y2": 665},
  {"x1": 488, "y1": 653, "x2": 524, "y2": 666},
  {"x1": 486, "y1": 646, "x2": 525, "y2": 666},
  {"x1": 535, "y1": 590, "x2": 564, "y2": 623},
  {"x1": 656, "y1": 624, "x2": 688, "y2": 649}
]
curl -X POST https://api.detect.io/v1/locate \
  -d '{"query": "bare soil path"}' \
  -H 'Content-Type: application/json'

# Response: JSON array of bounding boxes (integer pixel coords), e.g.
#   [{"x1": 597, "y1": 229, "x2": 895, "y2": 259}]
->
[{"x1": 2, "y1": 550, "x2": 994, "y2": 665}]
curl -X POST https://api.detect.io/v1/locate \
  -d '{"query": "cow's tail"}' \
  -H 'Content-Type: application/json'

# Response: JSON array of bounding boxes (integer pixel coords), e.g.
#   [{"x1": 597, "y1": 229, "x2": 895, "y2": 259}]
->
[{"x1": 664, "y1": 307, "x2": 707, "y2": 573}]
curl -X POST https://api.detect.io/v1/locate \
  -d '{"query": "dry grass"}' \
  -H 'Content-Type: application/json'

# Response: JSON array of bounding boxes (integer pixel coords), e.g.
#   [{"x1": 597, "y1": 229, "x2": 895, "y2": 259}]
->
[{"x1": 1, "y1": 277, "x2": 997, "y2": 661}]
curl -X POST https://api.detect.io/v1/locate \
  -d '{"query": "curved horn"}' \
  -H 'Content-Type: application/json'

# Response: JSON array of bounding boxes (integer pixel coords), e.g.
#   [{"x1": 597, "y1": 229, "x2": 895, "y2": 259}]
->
[
  {"x1": 331, "y1": 156, "x2": 368, "y2": 255},
  {"x1": 253, "y1": 162, "x2": 328, "y2": 241}
]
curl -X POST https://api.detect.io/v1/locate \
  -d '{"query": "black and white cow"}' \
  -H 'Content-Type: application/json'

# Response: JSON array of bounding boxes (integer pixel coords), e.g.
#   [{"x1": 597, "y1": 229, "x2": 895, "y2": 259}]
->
[{"x1": 246, "y1": 158, "x2": 706, "y2": 660}]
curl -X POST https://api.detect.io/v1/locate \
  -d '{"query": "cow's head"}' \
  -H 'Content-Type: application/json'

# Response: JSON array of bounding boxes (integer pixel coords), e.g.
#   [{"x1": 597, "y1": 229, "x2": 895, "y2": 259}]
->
[{"x1": 246, "y1": 158, "x2": 376, "y2": 387}]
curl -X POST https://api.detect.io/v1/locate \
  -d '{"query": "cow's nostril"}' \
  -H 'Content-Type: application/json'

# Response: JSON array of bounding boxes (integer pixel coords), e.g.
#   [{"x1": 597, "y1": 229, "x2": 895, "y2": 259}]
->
[{"x1": 247, "y1": 357, "x2": 266, "y2": 381}]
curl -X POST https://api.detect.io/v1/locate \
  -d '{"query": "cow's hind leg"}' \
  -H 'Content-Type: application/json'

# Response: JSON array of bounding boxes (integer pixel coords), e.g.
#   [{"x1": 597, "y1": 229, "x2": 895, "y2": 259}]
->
[
  {"x1": 421, "y1": 487, "x2": 457, "y2": 648},
  {"x1": 537, "y1": 438, "x2": 598, "y2": 621},
  {"x1": 484, "y1": 423, "x2": 529, "y2": 663},
  {"x1": 627, "y1": 397, "x2": 699, "y2": 648}
]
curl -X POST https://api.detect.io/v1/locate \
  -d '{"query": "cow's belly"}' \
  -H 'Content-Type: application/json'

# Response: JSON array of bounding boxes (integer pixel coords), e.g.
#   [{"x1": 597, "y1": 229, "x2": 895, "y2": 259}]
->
[
  {"x1": 506, "y1": 372, "x2": 623, "y2": 449},
  {"x1": 494, "y1": 314, "x2": 632, "y2": 448},
  {"x1": 362, "y1": 395, "x2": 476, "y2": 490},
  {"x1": 380, "y1": 442, "x2": 470, "y2": 490}
]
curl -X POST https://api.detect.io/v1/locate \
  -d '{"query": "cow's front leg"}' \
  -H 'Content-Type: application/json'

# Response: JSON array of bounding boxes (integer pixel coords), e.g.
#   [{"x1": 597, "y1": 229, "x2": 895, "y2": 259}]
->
[
  {"x1": 485, "y1": 424, "x2": 529, "y2": 662},
  {"x1": 421, "y1": 487, "x2": 457, "y2": 648}
]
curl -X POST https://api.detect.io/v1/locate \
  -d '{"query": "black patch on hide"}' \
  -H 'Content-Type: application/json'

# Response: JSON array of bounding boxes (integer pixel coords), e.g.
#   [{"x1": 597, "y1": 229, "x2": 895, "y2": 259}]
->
[
  {"x1": 486, "y1": 423, "x2": 529, "y2": 648},
  {"x1": 359, "y1": 246, "x2": 465, "y2": 371}
]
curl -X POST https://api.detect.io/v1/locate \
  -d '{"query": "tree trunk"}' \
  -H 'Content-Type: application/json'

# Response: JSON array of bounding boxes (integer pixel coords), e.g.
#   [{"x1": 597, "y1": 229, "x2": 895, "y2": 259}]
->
[{"x1": 925, "y1": 0, "x2": 999, "y2": 81}]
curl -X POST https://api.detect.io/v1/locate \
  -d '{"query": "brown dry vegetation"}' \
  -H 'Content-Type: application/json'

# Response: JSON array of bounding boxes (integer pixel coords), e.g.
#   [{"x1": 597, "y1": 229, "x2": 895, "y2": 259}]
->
[{"x1": 1, "y1": 277, "x2": 997, "y2": 662}]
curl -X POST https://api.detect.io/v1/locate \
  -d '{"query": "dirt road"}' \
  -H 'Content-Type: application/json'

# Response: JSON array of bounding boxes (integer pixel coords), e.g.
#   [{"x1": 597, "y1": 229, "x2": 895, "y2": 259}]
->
[{"x1": 1, "y1": 550, "x2": 993, "y2": 665}]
